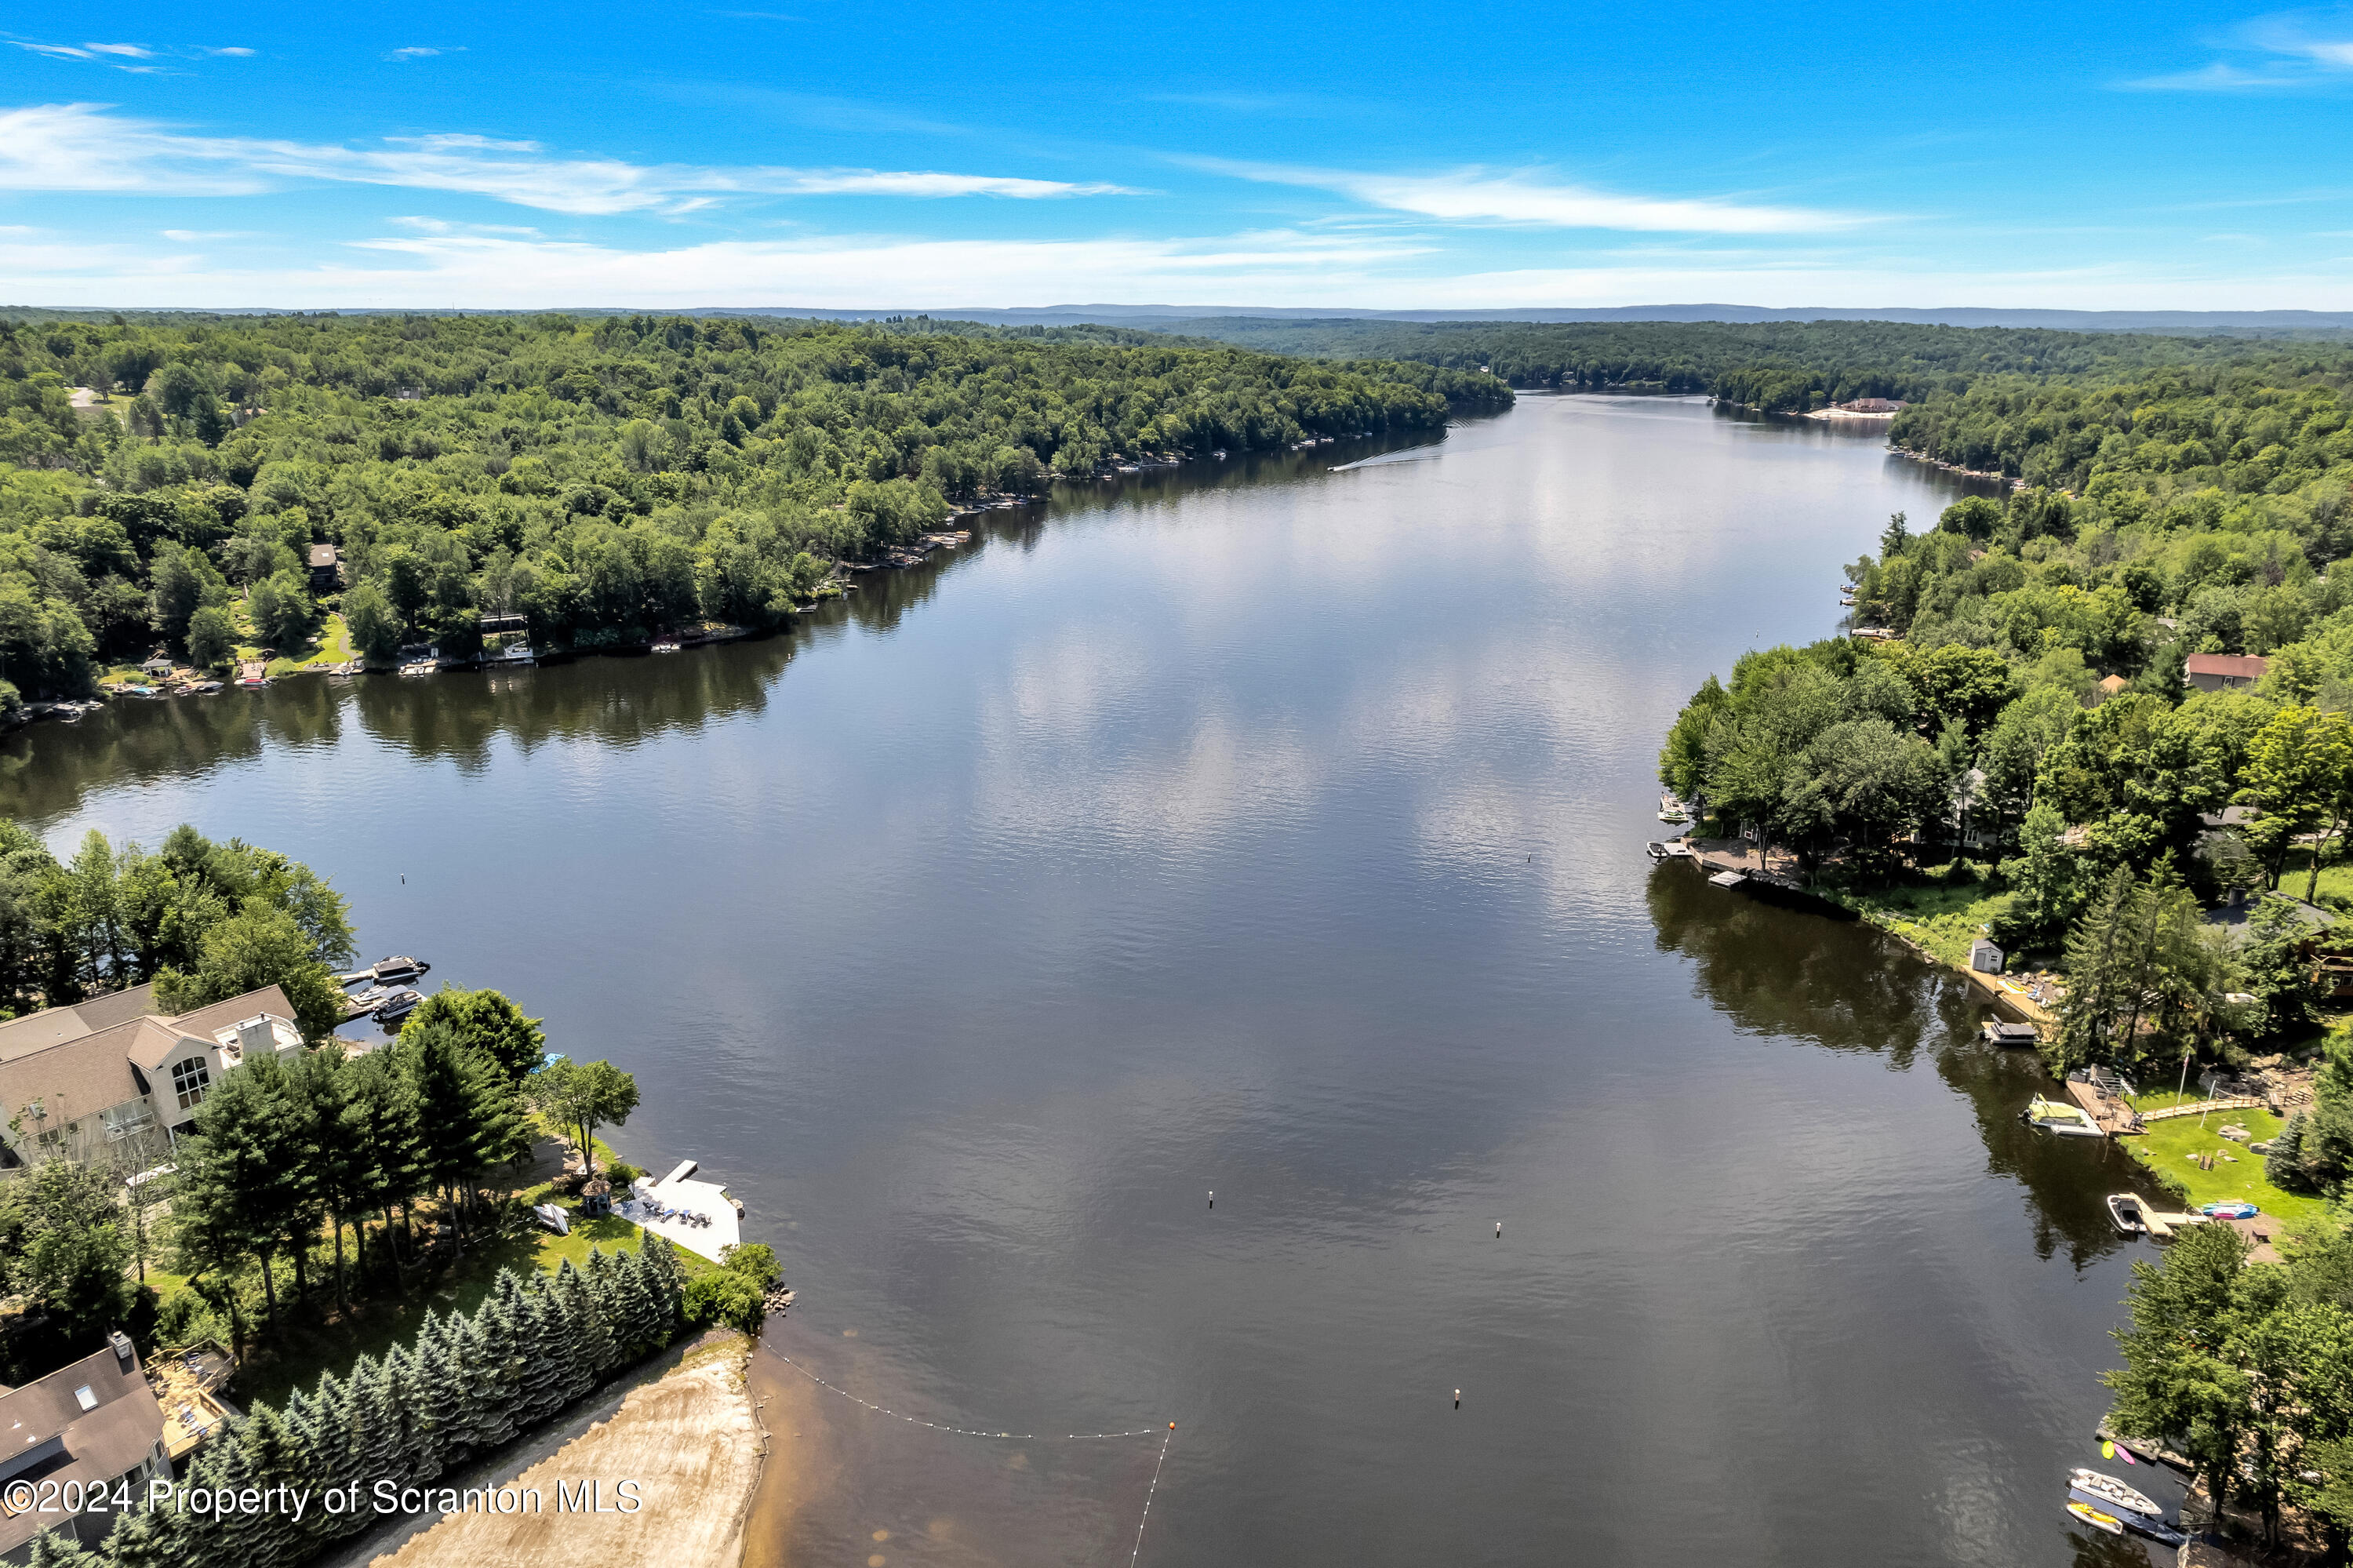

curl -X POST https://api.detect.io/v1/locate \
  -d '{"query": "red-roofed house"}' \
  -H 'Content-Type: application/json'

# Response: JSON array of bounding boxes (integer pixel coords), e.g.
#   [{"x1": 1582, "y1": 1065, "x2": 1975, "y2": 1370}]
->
[{"x1": 2184, "y1": 652, "x2": 2268, "y2": 693}]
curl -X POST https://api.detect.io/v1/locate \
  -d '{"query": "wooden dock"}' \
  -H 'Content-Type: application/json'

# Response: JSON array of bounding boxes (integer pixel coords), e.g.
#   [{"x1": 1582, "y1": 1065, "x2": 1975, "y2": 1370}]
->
[{"x1": 2065, "y1": 1078, "x2": 2144, "y2": 1137}]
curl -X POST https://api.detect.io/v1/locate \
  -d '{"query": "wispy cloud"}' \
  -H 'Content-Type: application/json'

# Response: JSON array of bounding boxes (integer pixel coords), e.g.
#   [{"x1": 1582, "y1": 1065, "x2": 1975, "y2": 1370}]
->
[
  {"x1": 0, "y1": 104, "x2": 1140, "y2": 214},
  {"x1": 205, "y1": 46, "x2": 256, "y2": 57},
  {"x1": 386, "y1": 45, "x2": 459, "y2": 61},
  {"x1": 84, "y1": 43, "x2": 153, "y2": 58},
  {"x1": 1201, "y1": 158, "x2": 1868, "y2": 235},
  {"x1": 2122, "y1": 9, "x2": 2353, "y2": 90},
  {"x1": 159, "y1": 228, "x2": 253, "y2": 241},
  {"x1": 0, "y1": 227, "x2": 1434, "y2": 308}
]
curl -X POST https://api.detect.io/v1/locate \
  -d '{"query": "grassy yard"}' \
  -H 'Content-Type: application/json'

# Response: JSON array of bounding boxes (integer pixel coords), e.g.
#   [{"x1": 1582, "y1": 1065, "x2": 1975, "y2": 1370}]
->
[
  {"x1": 260, "y1": 611, "x2": 351, "y2": 676},
  {"x1": 1824, "y1": 878, "x2": 2014, "y2": 969},
  {"x1": 2119, "y1": 1093, "x2": 2339, "y2": 1235},
  {"x1": 226, "y1": 1173, "x2": 707, "y2": 1410}
]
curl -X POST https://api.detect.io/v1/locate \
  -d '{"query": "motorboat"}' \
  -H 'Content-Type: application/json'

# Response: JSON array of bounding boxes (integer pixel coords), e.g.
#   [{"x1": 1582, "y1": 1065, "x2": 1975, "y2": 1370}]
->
[
  {"x1": 492, "y1": 643, "x2": 536, "y2": 665},
  {"x1": 399, "y1": 660, "x2": 435, "y2": 677},
  {"x1": 368, "y1": 955, "x2": 430, "y2": 984},
  {"x1": 2069, "y1": 1470, "x2": 2160, "y2": 1519},
  {"x1": 1981, "y1": 1020, "x2": 2041, "y2": 1047},
  {"x1": 2064, "y1": 1501, "x2": 2123, "y2": 1536},
  {"x1": 2024, "y1": 1097, "x2": 2103, "y2": 1137},
  {"x1": 652, "y1": 639, "x2": 682, "y2": 653},
  {"x1": 341, "y1": 985, "x2": 392, "y2": 1015},
  {"x1": 1657, "y1": 791, "x2": 1689, "y2": 823},
  {"x1": 2068, "y1": 1490, "x2": 2184, "y2": 1546},
  {"x1": 372, "y1": 988, "x2": 422, "y2": 1024},
  {"x1": 2105, "y1": 1194, "x2": 2148, "y2": 1236}
]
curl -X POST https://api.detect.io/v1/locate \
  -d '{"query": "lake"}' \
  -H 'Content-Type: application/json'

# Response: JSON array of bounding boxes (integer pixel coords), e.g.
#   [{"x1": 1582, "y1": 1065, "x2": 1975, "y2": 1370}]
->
[{"x1": 1, "y1": 395, "x2": 2170, "y2": 1566}]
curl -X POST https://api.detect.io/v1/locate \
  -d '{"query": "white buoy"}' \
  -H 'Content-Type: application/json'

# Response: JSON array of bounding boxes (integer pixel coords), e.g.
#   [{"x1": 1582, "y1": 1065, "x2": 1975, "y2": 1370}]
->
[
  {"x1": 1495, "y1": 1220, "x2": 1502, "y2": 1237},
  {"x1": 1454, "y1": 1388, "x2": 1461, "y2": 1410},
  {"x1": 1208, "y1": 1191, "x2": 1213, "y2": 1210}
]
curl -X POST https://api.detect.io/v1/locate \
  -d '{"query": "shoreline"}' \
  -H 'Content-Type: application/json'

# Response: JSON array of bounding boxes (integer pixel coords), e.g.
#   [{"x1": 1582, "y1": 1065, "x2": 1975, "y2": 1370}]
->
[{"x1": 359, "y1": 1330, "x2": 766, "y2": 1568}]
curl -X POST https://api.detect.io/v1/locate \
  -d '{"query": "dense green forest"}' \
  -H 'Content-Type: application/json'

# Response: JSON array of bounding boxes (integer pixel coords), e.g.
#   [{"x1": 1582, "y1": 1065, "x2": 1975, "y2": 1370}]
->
[
  {"x1": 1657, "y1": 414, "x2": 2353, "y2": 1083},
  {"x1": 0, "y1": 313, "x2": 1507, "y2": 698},
  {"x1": 1144, "y1": 316, "x2": 2353, "y2": 413}
]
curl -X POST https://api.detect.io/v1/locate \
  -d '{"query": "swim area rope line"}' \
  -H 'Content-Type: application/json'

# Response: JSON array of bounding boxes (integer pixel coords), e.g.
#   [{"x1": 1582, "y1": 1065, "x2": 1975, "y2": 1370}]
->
[
  {"x1": 765, "y1": 1351, "x2": 1178, "y2": 1561},
  {"x1": 767, "y1": 1351, "x2": 1164, "y2": 1441}
]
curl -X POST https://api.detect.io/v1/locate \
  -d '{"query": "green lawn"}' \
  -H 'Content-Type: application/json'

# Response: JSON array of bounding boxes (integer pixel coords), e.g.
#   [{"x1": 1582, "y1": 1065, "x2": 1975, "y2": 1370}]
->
[
  {"x1": 1826, "y1": 879, "x2": 2014, "y2": 969},
  {"x1": 2119, "y1": 1094, "x2": 2339, "y2": 1235},
  {"x1": 258, "y1": 612, "x2": 352, "y2": 677},
  {"x1": 228, "y1": 1182, "x2": 675, "y2": 1410}
]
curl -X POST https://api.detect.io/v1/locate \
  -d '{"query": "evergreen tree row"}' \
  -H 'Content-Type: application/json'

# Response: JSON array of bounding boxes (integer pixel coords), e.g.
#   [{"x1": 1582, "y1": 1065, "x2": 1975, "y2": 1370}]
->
[{"x1": 27, "y1": 1241, "x2": 686, "y2": 1568}]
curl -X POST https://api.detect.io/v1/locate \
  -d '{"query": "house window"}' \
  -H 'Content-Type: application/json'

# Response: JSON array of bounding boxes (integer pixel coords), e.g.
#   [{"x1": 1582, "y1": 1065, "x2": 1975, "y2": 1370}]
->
[{"x1": 171, "y1": 1057, "x2": 210, "y2": 1111}]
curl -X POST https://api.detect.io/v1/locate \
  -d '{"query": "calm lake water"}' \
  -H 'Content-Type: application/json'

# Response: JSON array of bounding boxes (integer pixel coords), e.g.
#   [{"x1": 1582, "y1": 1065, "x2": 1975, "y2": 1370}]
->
[{"x1": 2, "y1": 396, "x2": 2176, "y2": 1566}]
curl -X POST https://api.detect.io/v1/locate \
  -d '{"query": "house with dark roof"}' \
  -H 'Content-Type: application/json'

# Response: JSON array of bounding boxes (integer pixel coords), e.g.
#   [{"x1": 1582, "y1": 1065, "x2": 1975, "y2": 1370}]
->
[
  {"x1": 307, "y1": 544, "x2": 340, "y2": 592},
  {"x1": 0, "y1": 984, "x2": 301, "y2": 1170},
  {"x1": 0, "y1": 1334, "x2": 169, "y2": 1563},
  {"x1": 2184, "y1": 652, "x2": 2268, "y2": 692}
]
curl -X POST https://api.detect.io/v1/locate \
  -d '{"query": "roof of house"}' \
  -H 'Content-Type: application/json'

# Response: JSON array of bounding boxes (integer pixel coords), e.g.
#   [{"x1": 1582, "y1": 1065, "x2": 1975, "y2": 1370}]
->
[
  {"x1": 2185, "y1": 652, "x2": 2269, "y2": 680},
  {"x1": 0, "y1": 984, "x2": 295, "y2": 1131},
  {"x1": 308, "y1": 544, "x2": 339, "y2": 567},
  {"x1": 0, "y1": 1339, "x2": 165, "y2": 1553},
  {"x1": 2097, "y1": 674, "x2": 2129, "y2": 694}
]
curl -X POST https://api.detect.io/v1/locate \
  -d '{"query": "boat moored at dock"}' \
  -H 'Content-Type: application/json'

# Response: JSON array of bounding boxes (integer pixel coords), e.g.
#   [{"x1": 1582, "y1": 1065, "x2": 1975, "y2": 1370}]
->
[
  {"x1": 2105, "y1": 1194, "x2": 2148, "y2": 1235},
  {"x1": 365, "y1": 955, "x2": 431, "y2": 984},
  {"x1": 2023, "y1": 1097, "x2": 2104, "y2": 1137},
  {"x1": 2068, "y1": 1469, "x2": 2160, "y2": 1519},
  {"x1": 372, "y1": 988, "x2": 422, "y2": 1024}
]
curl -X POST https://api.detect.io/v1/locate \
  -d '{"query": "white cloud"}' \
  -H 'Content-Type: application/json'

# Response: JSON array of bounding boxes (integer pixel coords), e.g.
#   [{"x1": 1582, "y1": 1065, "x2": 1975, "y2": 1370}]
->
[
  {"x1": 1202, "y1": 158, "x2": 1865, "y2": 234},
  {"x1": 2118, "y1": 61, "x2": 2308, "y2": 91},
  {"x1": 0, "y1": 103, "x2": 1140, "y2": 214},
  {"x1": 15, "y1": 43, "x2": 93, "y2": 60},
  {"x1": 2122, "y1": 11, "x2": 2353, "y2": 90},
  {"x1": 205, "y1": 46, "x2": 256, "y2": 57},
  {"x1": 83, "y1": 43, "x2": 153, "y2": 58}
]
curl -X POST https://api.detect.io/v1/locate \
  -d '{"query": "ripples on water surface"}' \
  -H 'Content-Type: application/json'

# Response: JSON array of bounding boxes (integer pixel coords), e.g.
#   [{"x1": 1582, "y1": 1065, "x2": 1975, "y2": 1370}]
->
[{"x1": 2, "y1": 397, "x2": 2172, "y2": 1566}]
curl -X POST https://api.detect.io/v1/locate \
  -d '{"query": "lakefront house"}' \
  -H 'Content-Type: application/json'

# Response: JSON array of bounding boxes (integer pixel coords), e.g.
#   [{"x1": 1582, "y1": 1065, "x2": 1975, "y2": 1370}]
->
[
  {"x1": 0, "y1": 1333, "x2": 170, "y2": 1564},
  {"x1": 2184, "y1": 651, "x2": 2268, "y2": 692},
  {"x1": 0, "y1": 984, "x2": 301, "y2": 1170}
]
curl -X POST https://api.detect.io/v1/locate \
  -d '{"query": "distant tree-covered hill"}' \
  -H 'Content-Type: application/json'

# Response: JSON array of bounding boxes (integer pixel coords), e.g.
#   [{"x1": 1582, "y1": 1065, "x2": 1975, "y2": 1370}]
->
[{"x1": 0, "y1": 312, "x2": 1508, "y2": 698}]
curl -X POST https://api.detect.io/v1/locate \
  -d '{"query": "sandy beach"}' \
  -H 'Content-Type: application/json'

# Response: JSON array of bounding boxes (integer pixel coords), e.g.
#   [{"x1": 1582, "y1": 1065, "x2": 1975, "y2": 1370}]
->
[{"x1": 370, "y1": 1333, "x2": 766, "y2": 1568}]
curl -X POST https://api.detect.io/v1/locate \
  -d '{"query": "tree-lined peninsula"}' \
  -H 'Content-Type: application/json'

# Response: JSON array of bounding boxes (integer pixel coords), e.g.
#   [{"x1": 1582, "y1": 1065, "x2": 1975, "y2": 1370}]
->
[{"x1": 0, "y1": 314, "x2": 1508, "y2": 700}]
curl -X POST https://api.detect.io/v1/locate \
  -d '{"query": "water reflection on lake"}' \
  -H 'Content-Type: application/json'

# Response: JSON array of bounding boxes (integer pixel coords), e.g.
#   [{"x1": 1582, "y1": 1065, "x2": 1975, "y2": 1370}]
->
[{"x1": 2, "y1": 398, "x2": 2172, "y2": 1566}]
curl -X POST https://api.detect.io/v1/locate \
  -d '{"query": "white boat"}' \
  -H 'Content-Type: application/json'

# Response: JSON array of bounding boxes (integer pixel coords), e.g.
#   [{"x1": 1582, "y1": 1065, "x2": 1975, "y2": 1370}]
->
[
  {"x1": 368, "y1": 955, "x2": 430, "y2": 984},
  {"x1": 372, "y1": 988, "x2": 422, "y2": 1024},
  {"x1": 2064, "y1": 1501, "x2": 2122, "y2": 1535},
  {"x1": 2105, "y1": 1194, "x2": 2148, "y2": 1236},
  {"x1": 2024, "y1": 1097, "x2": 2103, "y2": 1137},
  {"x1": 652, "y1": 640, "x2": 682, "y2": 653},
  {"x1": 1658, "y1": 791, "x2": 1689, "y2": 823},
  {"x1": 492, "y1": 643, "x2": 536, "y2": 665},
  {"x1": 399, "y1": 660, "x2": 435, "y2": 678},
  {"x1": 2070, "y1": 1469, "x2": 2160, "y2": 1519}
]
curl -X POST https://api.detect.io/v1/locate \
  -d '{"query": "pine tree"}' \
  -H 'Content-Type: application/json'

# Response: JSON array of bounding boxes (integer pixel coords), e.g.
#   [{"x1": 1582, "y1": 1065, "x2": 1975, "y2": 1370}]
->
[
  {"x1": 638, "y1": 1235, "x2": 686, "y2": 1337},
  {"x1": 409, "y1": 1309, "x2": 467, "y2": 1470},
  {"x1": 609, "y1": 1246, "x2": 663, "y2": 1355},
  {"x1": 379, "y1": 1342, "x2": 438, "y2": 1486},
  {"x1": 25, "y1": 1530, "x2": 104, "y2": 1568},
  {"x1": 216, "y1": 1403, "x2": 309, "y2": 1568},
  {"x1": 96, "y1": 1505, "x2": 197, "y2": 1568},
  {"x1": 2057, "y1": 864, "x2": 2139, "y2": 1069},
  {"x1": 550, "y1": 1259, "x2": 608, "y2": 1404},
  {"x1": 511, "y1": 1278, "x2": 571, "y2": 1426},
  {"x1": 347, "y1": 1355, "x2": 408, "y2": 1493}
]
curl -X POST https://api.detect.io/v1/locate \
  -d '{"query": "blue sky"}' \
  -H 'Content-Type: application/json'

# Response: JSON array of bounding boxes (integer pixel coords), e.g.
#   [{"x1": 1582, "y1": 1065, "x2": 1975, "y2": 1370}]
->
[{"x1": 7, "y1": 2, "x2": 2353, "y2": 310}]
